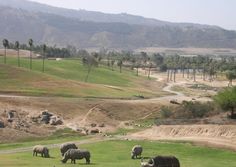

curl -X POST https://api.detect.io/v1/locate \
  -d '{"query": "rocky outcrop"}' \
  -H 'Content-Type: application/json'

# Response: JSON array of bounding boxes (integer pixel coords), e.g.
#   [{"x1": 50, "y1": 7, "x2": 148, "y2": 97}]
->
[
  {"x1": 37, "y1": 110, "x2": 63, "y2": 125},
  {"x1": 40, "y1": 111, "x2": 53, "y2": 124}
]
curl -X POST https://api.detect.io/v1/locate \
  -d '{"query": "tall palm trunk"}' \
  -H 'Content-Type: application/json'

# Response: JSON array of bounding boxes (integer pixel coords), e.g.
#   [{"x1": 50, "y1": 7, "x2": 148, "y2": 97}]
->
[
  {"x1": 170, "y1": 69, "x2": 173, "y2": 81},
  {"x1": 42, "y1": 44, "x2": 46, "y2": 73},
  {"x1": 85, "y1": 65, "x2": 92, "y2": 82},
  {"x1": 30, "y1": 48, "x2": 32, "y2": 70},
  {"x1": 136, "y1": 67, "x2": 139, "y2": 76},
  {"x1": 28, "y1": 39, "x2": 33, "y2": 70},
  {"x1": 203, "y1": 66, "x2": 206, "y2": 81},
  {"x1": 17, "y1": 49, "x2": 20, "y2": 67},
  {"x1": 193, "y1": 67, "x2": 196, "y2": 82},
  {"x1": 43, "y1": 52, "x2": 45, "y2": 72},
  {"x1": 4, "y1": 47, "x2": 6, "y2": 64},
  {"x1": 187, "y1": 68, "x2": 190, "y2": 78},
  {"x1": 174, "y1": 69, "x2": 176, "y2": 82},
  {"x1": 167, "y1": 69, "x2": 170, "y2": 82},
  {"x1": 148, "y1": 66, "x2": 151, "y2": 79}
]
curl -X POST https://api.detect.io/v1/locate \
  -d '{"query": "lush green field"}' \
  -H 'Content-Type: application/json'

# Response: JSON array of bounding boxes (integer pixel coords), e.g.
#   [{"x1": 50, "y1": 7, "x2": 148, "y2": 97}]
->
[
  {"x1": 0, "y1": 56, "x2": 135, "y2": 86},
  {"x1": 0, "y1": 140, "x2": 235, "y2": 167},
  {"x1": 0, "y1": 56, "x2": 165, "y2": 98}
]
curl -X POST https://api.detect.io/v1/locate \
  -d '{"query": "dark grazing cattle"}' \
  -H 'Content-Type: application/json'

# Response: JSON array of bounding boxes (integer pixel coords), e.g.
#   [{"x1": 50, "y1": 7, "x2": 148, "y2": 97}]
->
[
  {"x1": 60, "y1": 142, "x2": 78, "y2": 156},
  {"x1": 33, "y1": 145, "x2": 49, "y2": 158},
  {"x1": 61, "y1": 149, "x2": 90, "y2": 164},
  {"x1": 131, "y1": 145, "x2": 143, "y2": 159},
  {"x1": 141, "y1": 155, "x2": 180, "y2": 167}
]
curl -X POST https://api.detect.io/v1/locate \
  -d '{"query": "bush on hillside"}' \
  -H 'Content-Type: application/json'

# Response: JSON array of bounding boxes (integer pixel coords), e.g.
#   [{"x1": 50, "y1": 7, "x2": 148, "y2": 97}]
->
[
  {"x1": 160, "y1": 106, "x2": 173, "y2": 118},
  {"x1": 180, "y1": 101, "x2": 215, "y2": 118}
]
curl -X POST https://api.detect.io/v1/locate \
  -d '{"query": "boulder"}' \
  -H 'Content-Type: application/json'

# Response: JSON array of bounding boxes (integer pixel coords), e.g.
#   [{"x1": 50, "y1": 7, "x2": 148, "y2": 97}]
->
[
  {"x1": 170, "y1": 99, "x2": 180, "y2": 105},
  {"x1": 31, "y1": 116, "x2": 39, "y2": 123},
  {"x1": 7, "y1": 110, "x2": 15, "y2": 119},
  {"x1": 42, "y1": 110, "x2": 53, "y2": 117},
  {"x1": 49, "y1": 116, "x2": 63, "y2": 125},
  {"x1": 90, "y1": 129, "x2": 100, "y2": 134},
  {"x1": 0, "y1": 121, "x2": 5, "y2": 128},
  {"x1": 98, "y1": 123, "x2": 105, "y2": 127},
  {"x1": 41, "y1": 115, "x2": 50, "y2": 124},
  {"x1": 76, "y1": 128, "x2": 89, "y2": 135},
  {"x1": 90, "y1": 123, "x2": 97, "y2": 127}
]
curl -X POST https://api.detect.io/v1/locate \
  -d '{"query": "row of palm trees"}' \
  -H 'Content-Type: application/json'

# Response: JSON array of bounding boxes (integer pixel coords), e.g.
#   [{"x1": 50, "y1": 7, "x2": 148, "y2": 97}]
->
[
  {"x1": 164, "y1": 54, "x2": 236, "y2": 86},
  {"x1": 2, "y1": 39, "x2": 47, "y2": 72},
  {"x1": 91, "y1": 50, "x2": 236, "y2": 84}
]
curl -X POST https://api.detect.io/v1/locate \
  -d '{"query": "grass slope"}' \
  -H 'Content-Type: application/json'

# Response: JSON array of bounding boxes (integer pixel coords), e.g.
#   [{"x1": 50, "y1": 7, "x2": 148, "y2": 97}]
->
[
  {"x1": 0, "y1": 140, "x2": 235, "y2": 167},
  {"x1": 0, "y1": 56, "x2": 165, "y2": 98},
  {"x1": 0, "y1": 56, "x2": 133, "y2": 86}
]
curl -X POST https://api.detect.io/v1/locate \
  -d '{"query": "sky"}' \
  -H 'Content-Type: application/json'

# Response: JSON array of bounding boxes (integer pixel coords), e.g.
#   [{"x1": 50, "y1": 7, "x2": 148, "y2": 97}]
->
[{"x1": 29, "y1": 0, "x2": 236, "y2": 30}]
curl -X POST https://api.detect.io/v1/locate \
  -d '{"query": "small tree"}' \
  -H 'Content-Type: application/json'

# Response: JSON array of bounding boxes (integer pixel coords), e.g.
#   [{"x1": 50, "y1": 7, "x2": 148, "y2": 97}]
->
[
  {"x1": 135, "y1": 61, "x2": 141, "y2": 76},
  {"x1": 42, "y1": 44, "x2": 47, "y2": 72},
  {"x1": 225, "y1": 70, "x2": 236, "y2": 87},
  {"x1": 2, "y1": 39, "x2": 9, "y2": 64},
  {"x1": 82, "y1": 53, "x2": 98, "y2": 82},
  {"x1": 214, "y1": 87, "x2": 236, "y2": 119},
  {"x1": 148, "y1": 62, "x2": 153, "y2": 79},
  {"x1": 28, "y1": 39, "x2": 33, "y2": 70},
  {"x1": 117, "y1": 60, "x2": 123, "y2": 73},
  {"x1": 111, "y1": 59, "x2": 115, "y2": 71},
  {"x1": 15, "y1": 41, "x2": 20, "y2": 67}
]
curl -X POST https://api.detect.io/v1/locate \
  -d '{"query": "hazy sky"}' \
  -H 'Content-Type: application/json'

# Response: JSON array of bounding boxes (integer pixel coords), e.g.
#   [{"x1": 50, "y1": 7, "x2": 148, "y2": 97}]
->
[{"x1": 29, "y1": 0, "x2": 236, "y2": 30}]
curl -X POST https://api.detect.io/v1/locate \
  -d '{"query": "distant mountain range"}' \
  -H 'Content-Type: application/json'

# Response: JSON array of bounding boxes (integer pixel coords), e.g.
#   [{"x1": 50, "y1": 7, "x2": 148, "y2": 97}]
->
[{"x1": 0, "y1": 0, "x2": 236, "y2": 49}]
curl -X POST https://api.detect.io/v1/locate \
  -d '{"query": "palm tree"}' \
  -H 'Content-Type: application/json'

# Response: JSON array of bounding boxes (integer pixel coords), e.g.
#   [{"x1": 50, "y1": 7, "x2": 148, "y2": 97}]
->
[
  {"x1": 173, "y1": 55, "x2": 180, "y2": 82},
  {"x1": 148, "y1": 62, "x2": 153, "y2": 79},
  {"x1": 140, "y1": 51, "x2": 148, "y2": 74},
  {"x1": 28, "y1": 39, "x2": 33, "y2": 70},
  {"x1": 83, "y1": 53, "x2": 98, "y2": 82},
  {"x1": 15, "y1": 41, "x2": 20, "y2": 67},
  {"x1": 117, "y1": 60, "x2": 123, "y2": 73},
  {"x1": 165, "y1": 56, "x2": 172, "y2": 82},
  {"x1": 225, "y1": 70, "x2": 236, "y2": 87},
  {"x1": 111, "y1": 59, "x2": 115, "y2": 71},
  {"x1": 42, "y1": 44, "x2": 46, "y2": 72},
  {"x1": 2, "y1": 39, "x2": 9, "y2": 64}
]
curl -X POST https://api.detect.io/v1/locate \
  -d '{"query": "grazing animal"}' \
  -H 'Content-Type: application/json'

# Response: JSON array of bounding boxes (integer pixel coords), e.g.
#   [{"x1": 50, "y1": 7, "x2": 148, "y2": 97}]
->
[
  {"x1": 60, "y1": 142, "x2": 78, "y2": 156},
  {"x1": 61, "y1": 149, "x2": 91, "y2": 164},
  {"x1": 141, "y1": 156, "x2": 180, "y2": 167},
  {"x1": 33, "y1": 145, "x2": 49, "y2": 158},
  {"x1": 131, "y1": 145, "x2": 143, "y2": 159}
]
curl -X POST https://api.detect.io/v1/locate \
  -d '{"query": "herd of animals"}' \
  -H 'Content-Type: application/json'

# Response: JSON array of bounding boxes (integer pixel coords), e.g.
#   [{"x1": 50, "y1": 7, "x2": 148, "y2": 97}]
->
[{"x1": 33, "y1": 143, "x2": 180, "y2": 167}]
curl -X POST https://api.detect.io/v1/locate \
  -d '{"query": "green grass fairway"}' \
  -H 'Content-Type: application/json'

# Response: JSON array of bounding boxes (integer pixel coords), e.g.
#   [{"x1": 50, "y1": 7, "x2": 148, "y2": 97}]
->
[
  {"x1": 0, "y1": 56, "x2": 136, "y2": 86},
  {"x1": 0, "y1": 56, "x2": 166, "y2": 98},
  {"x1": 0, "y1": 140, "x2": 235, "y2": 167}
]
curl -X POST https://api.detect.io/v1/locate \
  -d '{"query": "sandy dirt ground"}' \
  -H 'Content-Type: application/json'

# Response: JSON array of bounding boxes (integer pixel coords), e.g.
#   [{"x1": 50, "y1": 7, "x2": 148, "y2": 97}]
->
[
  {"x1": 129, "y1": 124, "x2": 236, "y2": 151},
  {"x1": 0, "y1": 49, "x2": 37, "y2": 58}
]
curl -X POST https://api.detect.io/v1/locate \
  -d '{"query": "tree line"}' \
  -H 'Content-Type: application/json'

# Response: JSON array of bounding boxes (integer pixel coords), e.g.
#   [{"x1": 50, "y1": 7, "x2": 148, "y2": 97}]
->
[{"x1": 1, "y1": 38, "x2": 236, "y2": 85}]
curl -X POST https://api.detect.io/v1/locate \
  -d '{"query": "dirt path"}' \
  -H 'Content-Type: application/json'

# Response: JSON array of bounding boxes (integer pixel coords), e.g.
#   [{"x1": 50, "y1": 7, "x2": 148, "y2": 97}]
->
[{"x1": 80, "y1": 103, "x2": 104, "y2": 125}]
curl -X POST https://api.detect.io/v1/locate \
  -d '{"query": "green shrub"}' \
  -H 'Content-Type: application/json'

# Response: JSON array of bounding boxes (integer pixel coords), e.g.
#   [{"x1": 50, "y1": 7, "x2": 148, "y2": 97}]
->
[
  {"x1": 181, "y1": 101, "x2": 214, "y2": 118},
  {"x1": 160, "y1": 106, "x2": 173, "y2": 118}
]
